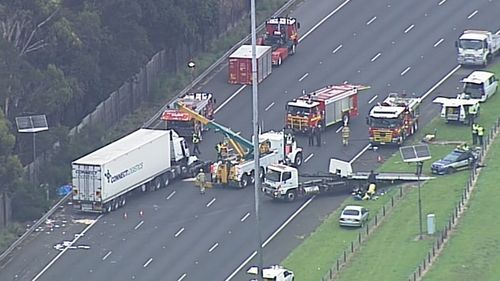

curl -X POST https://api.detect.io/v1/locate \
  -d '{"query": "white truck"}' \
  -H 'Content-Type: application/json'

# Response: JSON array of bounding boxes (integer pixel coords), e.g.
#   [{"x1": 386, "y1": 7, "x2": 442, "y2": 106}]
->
[
  {"x1": 72, "y1": 128, "x2": 206, "y2": 213},
  {"x1": 210, "y1": 130, "x2": 303, "y2": 188},
  {"x1": 247, "y1": 265, "x2": 295, "y2": 281},
  {"x1": 461, "y1": 71, "x2": 498, "y2": 102},
  {"x1": 262, "y1": 159, "x2": 433, "y2": 202},
  {"x1": 456, "y1": 30, "x2": 500, "y2": 66}
]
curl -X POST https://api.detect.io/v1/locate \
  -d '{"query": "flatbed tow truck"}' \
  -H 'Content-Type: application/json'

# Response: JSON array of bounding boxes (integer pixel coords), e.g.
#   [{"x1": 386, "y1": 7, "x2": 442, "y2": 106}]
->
[{"x1": 262, "y1": 158, "x2": 434, "y2": 201}]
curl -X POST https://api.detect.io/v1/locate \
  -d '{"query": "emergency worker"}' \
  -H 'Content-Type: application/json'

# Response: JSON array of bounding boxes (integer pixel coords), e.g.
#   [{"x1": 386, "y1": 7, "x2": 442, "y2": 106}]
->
[
  {"x1": 196, "y1": 169, "x2": 206, "y2": 194},
  {"x1": 477, "y1": 124, "x2": 485, "y2": 145},
  {"x1": 341, "y1": 125, "x2": 351, "y2": 146},
  {"x1": 192, "y1": 132, "x2": 201, "y2": 155},
  {"x1": 471, "y1": 123, "x2": 478, "y2": 145}
]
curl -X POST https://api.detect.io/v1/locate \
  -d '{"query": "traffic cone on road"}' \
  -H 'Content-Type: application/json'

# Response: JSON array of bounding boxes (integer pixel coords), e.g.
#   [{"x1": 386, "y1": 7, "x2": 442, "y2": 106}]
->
[
  {"x1": 139, "y1": 210, "x2": 144, "y2": 218},
  {"x1": 123, "y1": 212, "x2": 128, "y2": 219},
  {"x1": 377, "y1": 154, "x2": 384, "y2": 163}
]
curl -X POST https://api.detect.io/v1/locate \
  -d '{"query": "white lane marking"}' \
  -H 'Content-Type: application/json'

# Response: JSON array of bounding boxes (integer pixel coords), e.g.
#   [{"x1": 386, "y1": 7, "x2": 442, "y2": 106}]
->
[
  {"x1": 206, "y1": 198, "x2": 216, "y2": 207},
  {"x1": 332, "y1": 44, "x2": 343, "y2": 54},
  {"x1": 467, "y1": 10, "x2": 478, "y2": 19},
  {"x1": 422, "y1": 65, "x2": 461, "y2": 99},
  {"x1": 177, "y1": 273, "x2": 187, "y2": 281},
  {"x1": 240, "y1": 212, "x2": 251, "y2": 222},
  {"x1": 366, "y1": 16, "x2": 377, "y2": 25},
  {"x1": 438, "y1": 0, "x2": 447, "y2": 5},
  {"x1": 226, "y1": 197, "x2": 316, "y2": 281},
  {"x1": 265, "y1": 102, "x2": 275, "y2": 111},
  {"x1": 368, "y1": 95, "x2": 378, "y2": 104},
  {"x1": 134, "y1": 220, "x2": 144, "y2": 230},
  {"x1": 298, "y1": 72, "x2": 309, "y2": 82},
  {"x1": 400, "y1": 66, "x2": 411, "y2": 76},
  {"x1": 208, "y1": 243, "x2": 219, "y2": 253},
  {"x1": 304, "y1": 153, "x2": 314, "y2": 163},
  {"x1": 433, "y1": 38, "x2": 444, "y2": 47},
  {"x1": 214, "y1": 85, "x2": 246, "y2": 114},
  {"x1": 174, "y1": 227, "x2": 185, "y2": 237},
  {"x1": 370, "y1": 53, "x2": 381, "y2": 62},
  {"x1": 166, "y1": 191, "x2": 176, "y2": 200},
  {"x1": 404, "y1": 24, "x2": 415, "y2": 33},
  {"x1": 32, "y1": 215, "x2": 103, "y2": 281},
  {"x1": 349, "y1": 144, "x2": 371, "y2": 164},
  {"x1": 336, "y1": 126, "x2": 343, "y2": 133},
  {"x1": 299, "y1": 0, "x2": 352, "y2": 42},
  {"x1": 143, "y1": 258, "x2": 153, "y2": 268},
  {"x1": 497, "y1": 30, "x2": 500, "y2": 35},
  {"x1": 102, "y1": 251, "x2": 112, "y2": 261}
]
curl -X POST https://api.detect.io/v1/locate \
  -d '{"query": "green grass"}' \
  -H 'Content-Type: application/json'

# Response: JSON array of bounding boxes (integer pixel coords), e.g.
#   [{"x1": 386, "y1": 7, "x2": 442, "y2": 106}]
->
[{"x1": 282, "y1": 64, "x2": 500, "y2": 281}]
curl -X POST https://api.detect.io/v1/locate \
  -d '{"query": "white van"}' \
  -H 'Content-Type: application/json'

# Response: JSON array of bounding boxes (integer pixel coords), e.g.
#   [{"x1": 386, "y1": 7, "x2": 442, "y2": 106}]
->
[{"x1": 461, "y1": 71, "x2": 498, "y2": 102}]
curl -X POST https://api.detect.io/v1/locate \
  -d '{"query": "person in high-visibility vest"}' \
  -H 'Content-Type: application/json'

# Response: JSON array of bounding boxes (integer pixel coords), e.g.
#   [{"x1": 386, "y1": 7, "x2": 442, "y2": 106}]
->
[
  {"x1": 477, "y1": 124, "x2": 485, "y2": 145},
  {"x1": 192, "y1": 133, "x2": 201, "y2": 155},
  {"x1": 196, "y1": 169, "x2": 206, "y2": 194},
  {"x1": 341, "y1": 125, "x2": 351, "y2": 146},
  {"x1": 471, "y1": 123, "x2": 478, "y2": 145}
]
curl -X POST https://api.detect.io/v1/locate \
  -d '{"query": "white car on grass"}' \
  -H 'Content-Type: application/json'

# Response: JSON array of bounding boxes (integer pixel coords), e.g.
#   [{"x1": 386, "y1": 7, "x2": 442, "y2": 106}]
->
[{"x1": 339, "y1": 205, "x2": 369, "y2": 227}]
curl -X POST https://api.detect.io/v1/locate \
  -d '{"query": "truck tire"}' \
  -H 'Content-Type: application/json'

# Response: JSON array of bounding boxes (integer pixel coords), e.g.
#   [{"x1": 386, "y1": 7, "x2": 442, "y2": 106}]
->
[
  {"x1": 278, "y1": 57, "x2": 282, "y2": 67},
  {"x1": 120, "y1": 196, "x2": 126, "y2": 207},
  {"x1": 113, "y1": 199, "x2": 120, "y2": 210},
  {"x1": 250, "y1": 170, "x2": 256, "y2": 184},
  {"x1": 240, "y1": 174, "x2": 250, "y2": 188},
  {"x1": 104, "y1": 203, "x2": 112, "y2": 213},
  {"x1": 286, "y1": 190, "x2": 297, "y2": 202},
  {"x1": 162, "y1": 174, "x2": 170, "y2": 187},
  {"x1": 291, "y1": 44, "x2": 296, "y2": 55},
  {"x1": 294, "y1": 152, "x2": 303, "y2": 167},
  {"x1": 140, "y1": 184, "x2": 147, "y2": 192},
  {"x1": 153, "y1": 177, "x2": 162, "y2": 190}
]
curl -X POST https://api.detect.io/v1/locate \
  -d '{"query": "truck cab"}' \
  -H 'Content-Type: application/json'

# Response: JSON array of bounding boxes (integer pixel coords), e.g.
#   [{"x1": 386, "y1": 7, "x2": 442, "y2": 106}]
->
[
  {"x1": 456, "y1": 30, "x2": 500, "y2": 66},
  {"x1": 263, "y1": 164, "x2": 300, "y2": 199},
  {"x1": 247, "y1": 265, "x2": 295, "y2": 281},
  {"x1": 258, "y1": 131, "x2": 303, "y2": 166},
  {"x1": 461, "y1": 71, "x2": 498, "y2": 102},
  {"x1": 259, "y1": 17, "x2": 300, "y2": 66}
]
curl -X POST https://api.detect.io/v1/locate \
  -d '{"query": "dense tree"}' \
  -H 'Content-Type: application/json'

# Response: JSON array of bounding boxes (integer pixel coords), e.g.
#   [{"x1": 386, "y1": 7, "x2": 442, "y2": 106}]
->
[{"x1": 0, "y1": 110, "x2": 23, "y2": 194}]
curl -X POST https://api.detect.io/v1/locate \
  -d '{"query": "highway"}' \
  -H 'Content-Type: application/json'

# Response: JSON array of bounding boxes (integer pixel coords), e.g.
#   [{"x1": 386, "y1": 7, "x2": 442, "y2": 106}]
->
[{"x1": 1, "y1": 0, "x2": 499, "y2": 280}]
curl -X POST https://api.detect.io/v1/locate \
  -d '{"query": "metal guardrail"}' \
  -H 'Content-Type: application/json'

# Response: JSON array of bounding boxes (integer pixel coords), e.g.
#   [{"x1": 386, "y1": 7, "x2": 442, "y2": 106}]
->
[
  {"x1": 0, "y1": 193, "x2": 72, "y2": 264},
  {"x1": 143, "y1": 0, "x2": 298, "y2": 128}
]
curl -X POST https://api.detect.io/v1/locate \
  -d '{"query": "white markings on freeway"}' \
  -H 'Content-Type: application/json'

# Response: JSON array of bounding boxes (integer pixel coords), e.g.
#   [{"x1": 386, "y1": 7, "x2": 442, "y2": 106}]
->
[
  {"x1": 240, "y1": 212, "x2": 251, "y2": 222},
  {"x1": 134, "y1": 220, "x2": 144, "y2": 230},
  {"x1": 370, "y1": 53, "x2": 381, "y2": 62},
  {"x1": 174, "y1": 227, "x2": 185, "y2": 237},
  {"x1": 400, "y1": 66, "x2": 411, "y2": 76},
  {"x1": 366, "y1": 16, "x2": 377, "y2": 25},
  {"x1": 304, "y1": 153, "x2": 314, "y2": 163},
  {"x1": 214, "y1": 85, "x2": 246, "y2": 114},
  {"x1": 177, "y1": 273, "x2": 187, "y2": 281},
  {"x1": 206, "y1": 197, "x2": 216, "y2": 207},
  {"x1": 298, "y1": 72, "x2": 309, "y2": 82},
  {"x1": 404, "y1": 24, "x2": 415, "y2": 33},
  {"x1": 438, "y1": 0, "x2": 447, "y2": 6},
  {"x1": 433, "y1": 38, "x2": 444, "y2": 47},
  {"x1": 336, "y1": 126, "x2": 343, "y2": 133},
  {"x1": 208, "y1": 242, "x2": 219, "y2": 253},
  {"x1": 143, "y1": 258, "x2": 153, "y2": 268},
  {"x1": 368, "y1": 95, "x2": 378, "y2": 104},
  {"x1": 332, "y1": 44, "x2": 343, "y2": 54},
  {"x1": 102, "y1": 251, "x2": 112, "y2": 261},
  {"x1": 265, "y1": 102, "x2": 275, "y2": 111},
  {"x1": 299, "y1": 0, "x2": 352, "y2": 42},
  {"x1": 166, "y1": 191, "x2": 176, "y2": 200},
  {"x1": 467, "y1": 10, "x2": 478, "y2": 19}
]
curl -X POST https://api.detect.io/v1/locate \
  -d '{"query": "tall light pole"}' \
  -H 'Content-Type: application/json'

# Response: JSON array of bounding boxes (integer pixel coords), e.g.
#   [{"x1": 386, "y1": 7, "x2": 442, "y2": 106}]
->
[
  {"x1": 416, "y1": 161, "x2": 424, "y2": 240},
  {"x1": 250, "y1": 0, "x2": 264, "y2": 280}
]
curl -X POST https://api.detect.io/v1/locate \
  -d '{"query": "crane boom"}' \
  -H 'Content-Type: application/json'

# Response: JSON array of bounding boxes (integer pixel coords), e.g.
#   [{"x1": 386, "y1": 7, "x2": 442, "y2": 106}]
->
[{"x1": 176, "y1": 102, "x2": 255, "y2": 158}]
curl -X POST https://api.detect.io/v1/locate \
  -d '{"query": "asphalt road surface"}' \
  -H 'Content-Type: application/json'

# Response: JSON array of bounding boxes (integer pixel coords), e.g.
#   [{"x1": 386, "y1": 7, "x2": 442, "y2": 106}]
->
[{"x1": 1, "y1": 0, "x2": 499, "y2": 280}]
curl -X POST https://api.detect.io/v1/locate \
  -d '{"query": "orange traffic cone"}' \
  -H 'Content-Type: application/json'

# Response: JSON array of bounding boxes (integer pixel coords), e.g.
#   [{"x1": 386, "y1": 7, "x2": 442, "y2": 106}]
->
[
  {"x1": 377, "y1": 155, "x2": 383, "y2": 163},
  {"x1": 139, "y1": 210, "x2": 144, "y2": 218},
  {"x1": 123, "y1": 212, "x2": 128, "y2": 219}
]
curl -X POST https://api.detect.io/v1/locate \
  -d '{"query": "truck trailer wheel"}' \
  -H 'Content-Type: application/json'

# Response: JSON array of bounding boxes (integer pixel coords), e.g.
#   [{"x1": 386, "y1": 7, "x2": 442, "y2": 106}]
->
[
  {"x1": 153, "y1": 177, "x2": 162, "y2": 190},
  {"x1": 104, "y1": 203, "x2": 112, "y2": 213},
  {"x1": 240, "y1": 174, "x2": 250, "y2": 188},
  {"x1": 294, "y1": 152, "x2": 303, "y2": 167},
  {"x1": 291, "y1": 44, "x2": 296, "y2": 55},
  {"x1": 286, "y1": 190, "x2": 297, "y2": 202},
  {"x1": 162, "y1": 174, "x2": 170, "y2": 187},
  {"x1": 120, "y1": 196, "x2": 126, "y2": 207},
  {"x1": 113, "y1": 199, "x2": 120, "y2": 210}
]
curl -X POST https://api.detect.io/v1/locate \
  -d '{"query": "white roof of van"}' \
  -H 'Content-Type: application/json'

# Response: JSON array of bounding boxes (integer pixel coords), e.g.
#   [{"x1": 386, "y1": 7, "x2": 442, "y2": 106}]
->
[
  {"x1": 229, "y1": 45, "x2": 272, "y2": 59},
  {"x1": 461, "y1": 71, "x2": 494, "y2": 84},
  {"x1": 73, "y1": 129, "x2": 169, "y2": 165}
]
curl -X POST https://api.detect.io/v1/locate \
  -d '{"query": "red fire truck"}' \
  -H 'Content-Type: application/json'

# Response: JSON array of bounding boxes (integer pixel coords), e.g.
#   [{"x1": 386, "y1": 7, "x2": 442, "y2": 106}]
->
[
  {"x1": 367, "y1": 93, "x2": 421, "y2": 145},
  {"x1": 258, "y1": 17, "x2": 300, "y2": 66},
  {"x1": 285, "y1": 84, "x2": 369, "y2": 133},
  {"x1": 161, "y1": 92, "x2": 215, "y2": 138}
]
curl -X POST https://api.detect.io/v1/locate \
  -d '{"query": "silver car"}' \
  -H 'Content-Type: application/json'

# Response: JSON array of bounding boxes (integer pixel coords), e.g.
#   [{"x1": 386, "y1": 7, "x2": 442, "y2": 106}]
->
[{"x1": 339, "y1": 205, "x2": 369, "y2": 227}]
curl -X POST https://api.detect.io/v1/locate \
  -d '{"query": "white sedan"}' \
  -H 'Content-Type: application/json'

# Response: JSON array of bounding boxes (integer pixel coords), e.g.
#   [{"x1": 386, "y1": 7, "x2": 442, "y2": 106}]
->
[{"x1": 339, "y1": 205, "x2": 369, "y2": 227}]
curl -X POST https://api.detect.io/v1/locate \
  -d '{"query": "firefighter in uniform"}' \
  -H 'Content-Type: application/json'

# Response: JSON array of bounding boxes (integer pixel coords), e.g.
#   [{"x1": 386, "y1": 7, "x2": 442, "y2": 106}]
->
[
  {"x1": 196, "y1": 168, "x2": 206, "y2": 194},
  {"x1": 192, "y1": 132, "x2": 201, "y2": 155},
  {"x1": 477, "y1": 124, "x2": 485, "y2": 145},
  {"x1": 341, "y1": 125, "x2": 351, "y2": 146},
  {"x1": 315, "y1": 124, "x2": 322, "y2": 147}
]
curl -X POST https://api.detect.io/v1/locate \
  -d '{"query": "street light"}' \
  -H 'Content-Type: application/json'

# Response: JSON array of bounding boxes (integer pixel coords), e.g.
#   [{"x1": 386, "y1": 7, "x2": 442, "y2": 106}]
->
[
  {"x1": 187, "y1": 60, "x2": 196, "y2": 88},
  {"x1": 15, "y1": 114, "x2": 49, "y2": 184},
  {"x1": 400, "y1": 144, "x2": 431, "y2": 240}
]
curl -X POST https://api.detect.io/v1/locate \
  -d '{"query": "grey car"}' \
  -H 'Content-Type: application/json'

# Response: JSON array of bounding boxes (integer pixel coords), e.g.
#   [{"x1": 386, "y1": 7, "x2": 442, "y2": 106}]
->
[
  {"x1": 430, "y1": 148, "x2": 479, "y2": 175},
  {"x1": 339, "y1": 205, "x2": 369, "y2": 227}
]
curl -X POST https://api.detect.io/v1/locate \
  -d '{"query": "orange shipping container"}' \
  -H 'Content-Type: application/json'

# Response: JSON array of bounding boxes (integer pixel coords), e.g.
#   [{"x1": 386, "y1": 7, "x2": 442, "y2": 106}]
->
[{"x1": 228, "y1": 45, "x2": 272, "y2": 85}]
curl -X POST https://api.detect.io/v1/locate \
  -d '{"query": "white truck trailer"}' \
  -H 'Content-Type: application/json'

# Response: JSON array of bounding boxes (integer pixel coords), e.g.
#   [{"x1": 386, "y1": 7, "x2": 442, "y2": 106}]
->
[
  {"x1": 456, "y1": 30, "x2": 500, "y2": 66},
  {"x1": 72, "y1": 128, "x2": 205, "y2": 213}
]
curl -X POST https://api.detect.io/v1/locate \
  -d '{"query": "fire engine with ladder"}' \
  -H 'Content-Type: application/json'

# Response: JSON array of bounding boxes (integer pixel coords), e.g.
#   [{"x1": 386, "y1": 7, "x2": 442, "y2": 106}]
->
[
  {"x1": 285, "y1": 84, "x2": 370, "y2": 133},
  {"x1": 160, "y1": 92, "x2": 215, "y2": 138},
  {"x1": 367, "y1": 93, "x2": 421, "y2": 146},
  {"x1": 258, "y1": 17, "x2": 300, "y2": 66}
]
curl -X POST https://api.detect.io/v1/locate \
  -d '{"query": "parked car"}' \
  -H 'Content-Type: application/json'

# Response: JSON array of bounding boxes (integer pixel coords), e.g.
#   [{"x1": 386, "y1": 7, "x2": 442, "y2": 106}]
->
[
  {"x1": 339, "y1": 205, "x2": 369, "y2": 227},
  {"x1": 430, "y1": 147, "x2": 479, "y2": 175}
]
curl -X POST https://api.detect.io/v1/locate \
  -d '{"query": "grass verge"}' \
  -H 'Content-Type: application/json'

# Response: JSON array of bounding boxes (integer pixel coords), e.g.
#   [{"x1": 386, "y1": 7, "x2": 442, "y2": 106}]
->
[{"x1": 282, "y1": 63, "x2": 500, "y2": 281}]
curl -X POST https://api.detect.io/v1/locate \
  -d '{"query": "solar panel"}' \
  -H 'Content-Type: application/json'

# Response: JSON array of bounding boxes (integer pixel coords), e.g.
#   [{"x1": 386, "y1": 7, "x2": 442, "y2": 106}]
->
[
  {"x1": 15, "y1": 115, "x2": 48, "y2": 133},
  {"x1": 399, "y1": 144, "x2": 431, "y2": 163}
]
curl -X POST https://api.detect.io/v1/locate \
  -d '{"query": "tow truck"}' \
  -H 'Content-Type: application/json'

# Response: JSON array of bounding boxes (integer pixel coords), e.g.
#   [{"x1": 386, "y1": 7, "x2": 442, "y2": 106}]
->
[
  {"x1": 262, "y1": 158, "x2": 433, "y2": 202},
  {"x1": 160, "y1": 92, "x2": 215, "y2": 138},
  {"x1": 367, "y1": 93, "x2": 421, "y2": 146},
  {"x1": 175, "y1": 102, "x2": 303, "y2": 188},
  {"x1": 285, "y1": 84, "x2": 370, "y2": 133},
  {"x1": 433, "y1": 93, "x2": 480, "y2": 125},
  {"x1": 456, "y1": 30, "x2": 500, "y2": 66},
  {"x1": 258, "y1": 17, "x2": 300, "y2": 66}
]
